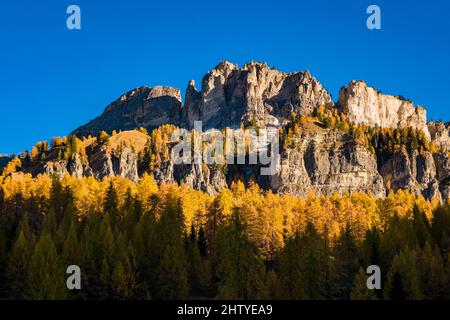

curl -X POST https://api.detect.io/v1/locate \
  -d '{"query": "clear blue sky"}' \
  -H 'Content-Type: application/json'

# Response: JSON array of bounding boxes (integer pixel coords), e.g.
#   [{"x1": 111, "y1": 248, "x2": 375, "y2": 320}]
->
[{"x1": 0, "y1": 0, "x2": 449, "y2": 154}]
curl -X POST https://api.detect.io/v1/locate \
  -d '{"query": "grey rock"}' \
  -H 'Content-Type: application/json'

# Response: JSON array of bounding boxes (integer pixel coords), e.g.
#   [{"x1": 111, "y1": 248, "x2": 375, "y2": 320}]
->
[
  {"x1": 338, "y1": 81, "x2": 430, "y2": 139},
  {"x1": 153, "y1": 160, "x2": 227, "y2": 195},
  {"x1": 379, "y1": 147, "x2": 441, "y2": 200},
  {"x1": 44, "y1": 160, "x2": 69, "y2": 178},
  {"x1": 428, "y1": 121, "x2": 450, "y2": 152},
  {"x1": 183, "y1": 61, "x2": 333, "y2": 130},
  {"x1": 269, "y1": 123, "x2": 385, "y2": 197},
  {"x1": 433, "y1": 152, "x2": 450, "y2": 201},
  {"x1": 72, "y1": 86, "x2": 182, "y2": 137}
]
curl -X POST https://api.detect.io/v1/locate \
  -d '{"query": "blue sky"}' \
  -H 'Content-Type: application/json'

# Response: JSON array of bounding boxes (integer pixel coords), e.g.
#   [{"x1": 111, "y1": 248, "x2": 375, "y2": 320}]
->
[{"x1": 0, "y1": 0, "x2": 449, "y2": 154}]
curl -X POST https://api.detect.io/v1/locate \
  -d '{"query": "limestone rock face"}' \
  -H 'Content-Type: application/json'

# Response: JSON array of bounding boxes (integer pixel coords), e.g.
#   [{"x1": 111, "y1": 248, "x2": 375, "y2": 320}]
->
[
  {"x1": 45, "y1": 160, "x2": 69, "y2": 178},
  {"x1": 87, "y1": 146, "x2": 139, "y2": 182},
  {"x1": 182, "y1": 61, "x2": 333, "y2": 130},
  {"x1": 433, "y1": 153, "x2": 450, "y2": 201},
  {"x1": 72, "y1": 86, "x2": 182, "y2": 137},
  {"x1": 44, "y1": 154, "x2": 91, "y2": 179},
  {"x1": 114, "y1": 147, "x2": 139, "y2": 181},
  {"x1": 338, "y1": 81, "x2": 430, "y2": 139},
  {"x1": 428, "y1": 121, "x2": 450, "y2": 152},
  {"x1": 152, "y1": 160, "x2": 227, "y2": 195},
  {"x1": 39, "y1": 146, "x2": 139, "y2": 182},
  {"x1": 378, "y1": 147, "x2": 441, "y2": 200},
  {"x1": 269, "y1": 123, "x2": 385, "y2": 197}
]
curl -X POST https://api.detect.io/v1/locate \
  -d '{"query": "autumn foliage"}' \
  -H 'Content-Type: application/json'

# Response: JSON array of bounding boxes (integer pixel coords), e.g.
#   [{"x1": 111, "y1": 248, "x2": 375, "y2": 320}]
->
[{"x1": 0, "y1": 172, "x2": 449, "y2": 300}]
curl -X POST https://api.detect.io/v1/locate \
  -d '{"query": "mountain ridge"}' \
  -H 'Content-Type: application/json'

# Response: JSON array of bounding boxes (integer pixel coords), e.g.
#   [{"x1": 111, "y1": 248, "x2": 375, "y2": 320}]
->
[
  {"x1": 72, "y1": 60, "x2": 435, "y2": 139},
  {"x1": 3, "y1": 61, "x2": 450, "y2": 202}
]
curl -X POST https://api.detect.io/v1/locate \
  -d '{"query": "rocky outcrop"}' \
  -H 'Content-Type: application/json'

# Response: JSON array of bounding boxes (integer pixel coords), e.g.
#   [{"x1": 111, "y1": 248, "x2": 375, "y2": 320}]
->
[
  {"x1": 114, "y1": 147, "x2": 139, "y2": 181},
  {"x1": 153, "y1": 160, "x2": 227, "y2": 195},
  {"x1": 72, "y1": 86, "x2": 182, "y2": 137},
  {"x1": 378, "y1": 147, "x2": 441, "y2": 200},
  {"x1": 38, "y1": 146, "x2": 139, "y2": 182},
  {"x1": 269, "y1": 123, "x2": 385, "y2": 197},
  {"x1": 45, "y1": 154, "x2": 91, "y2": 179},
  {"x1": 433, "y1": 153, "x2": 450, "y2": 200},
  {"x1": 87, "y1": 146, "x2": 139, "y2": 181},
  {"x1": 338, "y1": 81, "x2": 430, "y2": 139},
  {"x1": 428, "y1": 121, "x2": 450, "y2": 152},
  {"x1": 182, "y1": 61, "x2": 333, "y2": 129}
]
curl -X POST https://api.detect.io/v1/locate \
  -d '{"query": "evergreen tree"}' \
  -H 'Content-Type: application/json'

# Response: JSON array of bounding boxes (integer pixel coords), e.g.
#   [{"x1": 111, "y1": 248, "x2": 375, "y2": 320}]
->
[
  {"x1": 215, "y1": 210, "x2": 268, "y2": 299},
  {"x1": 104, "y1": 182, "x2": 119, "y2": 227},
  {"x1": 186, "y1": 225, "x2": 211, "y2": 296},
  {"x1": 350, "y1": 268, "x2": 378, "y2": 300},
  {"x1": 385, "y1": 249, "x2": 422, "y2": 300},
  {"x1": 419, "y1": 243, "x2": 446, "y2": 299},
  {"x1": 329, "y1": 226, "x2": 359, "y2": 299},
  {"x1": 154, "y1": 197, "x2": 189, "y2": 299},
  {"x1": 279, "y1": 223, "x2": 327, "y2": 299},
  {"x1": 133, "y1": 211, "x2": 157, "y2": 299},
  {"x1": 388, "y1": 272, "x2": 406, "y2": 300},
  {"x1": 25, "y1": 233, "x2": 66, "y2": 299},
  {"x1": 4, "y1": 231, "x2": 31, "y2": 298},
  {"x1": 80, "y1": 213, "x2": 103, "y2": 299},
  {"x1": 111, "y1": 234, "x2": 137, "y2": 299},
  {"x1": 413, "y1": 204, "x2": 430, "y2": 249}
]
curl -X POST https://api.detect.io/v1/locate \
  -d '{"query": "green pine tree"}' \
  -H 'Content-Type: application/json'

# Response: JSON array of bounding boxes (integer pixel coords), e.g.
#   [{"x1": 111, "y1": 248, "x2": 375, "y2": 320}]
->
[
  {"x1": 350, "y1": 268, "x2": 378, "y2": 300},
  {"x1": 154, "y1": 197, "x2": 189, "y2": 299},
  {"x1": 25, "y1": 233, "x2": 67, "y2": 299},
  {"x1": 4, "y1": 231, "x2": 31, "y2": 298},
  {"x1": 215, "y1": 211, "x2": 268, "y2": 299},
  {"x1": 279, "y1": 223, "x2": 328, "y2": 299},
  {"x1": 385, "y1": 249, "x2": 422, "y2": 300}
]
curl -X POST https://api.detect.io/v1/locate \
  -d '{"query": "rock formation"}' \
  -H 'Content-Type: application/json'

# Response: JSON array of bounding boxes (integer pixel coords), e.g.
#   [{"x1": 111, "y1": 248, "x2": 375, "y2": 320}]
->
[
  {"x1": 181, "y1": 61, "x2": 334, "y2": 129},
  {"x1": 42, "y1": 145, "x2": 139, "y2": 182},
  {"x1": 428, "y1": 121, "x2": 450, "y2": 152},
  {"x1": 72, "y1": 86, "x2": 182, "y2": 137},
  {"x1": 338, "y1": 81, "x2": 430, "y2": 139},
  {"x1": 378, "y1": 147, "x2": 441, "y2": 200},
  {"x1": 269, "y1": 122, "x2": 385, "y2": 197}
]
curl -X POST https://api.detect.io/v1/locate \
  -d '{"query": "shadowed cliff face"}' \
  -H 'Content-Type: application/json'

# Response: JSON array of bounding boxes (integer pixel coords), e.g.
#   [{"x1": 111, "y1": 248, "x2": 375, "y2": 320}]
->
[
  {"x1": 72, "y1": 86, "x2": 182, "y2": 138},
  {"x1": 6, "y1": 61, "x2": 449, "y2": 201}
]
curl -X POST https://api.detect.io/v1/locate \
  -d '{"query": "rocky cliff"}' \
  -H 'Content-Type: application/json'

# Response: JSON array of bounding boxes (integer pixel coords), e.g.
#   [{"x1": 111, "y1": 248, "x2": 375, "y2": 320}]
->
[
  {"x1": 73, "y1": 61, "x2": 333, "y2": 135},
  {"x1": 72, "y1": 86, "x2": 182, "y2": 138},
  {"x1": 181, "y1": 61, "x2": 334, "y2": 129},
  {"x1": 428, "y1": 121, "x2": 450, "y2": 152},
  {"x1": 378, "y1": 147, "x2": 442, "y2": 200},
  {"x1": 41, "y1": 145, "x2": 139, "y2": 182},
  {"x1": 268, "y1": 122, "x2": 385, "y2": 197},
  {"x1": 338, "y1": 80, "x2": 430, "y2": 139}
]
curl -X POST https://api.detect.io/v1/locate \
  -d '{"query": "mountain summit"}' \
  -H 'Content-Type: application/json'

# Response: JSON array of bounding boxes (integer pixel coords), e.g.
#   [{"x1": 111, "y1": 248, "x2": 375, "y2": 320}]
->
[{"x1": 72, "y1": 61, "x2": 431, "y2": 139}]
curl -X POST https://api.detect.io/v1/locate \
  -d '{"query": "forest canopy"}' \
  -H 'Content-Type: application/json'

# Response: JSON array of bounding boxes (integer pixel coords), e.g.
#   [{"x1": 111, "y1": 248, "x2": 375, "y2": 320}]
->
[{"x1": 0, "y1": 173, "x2": 449, "y2": 300}]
